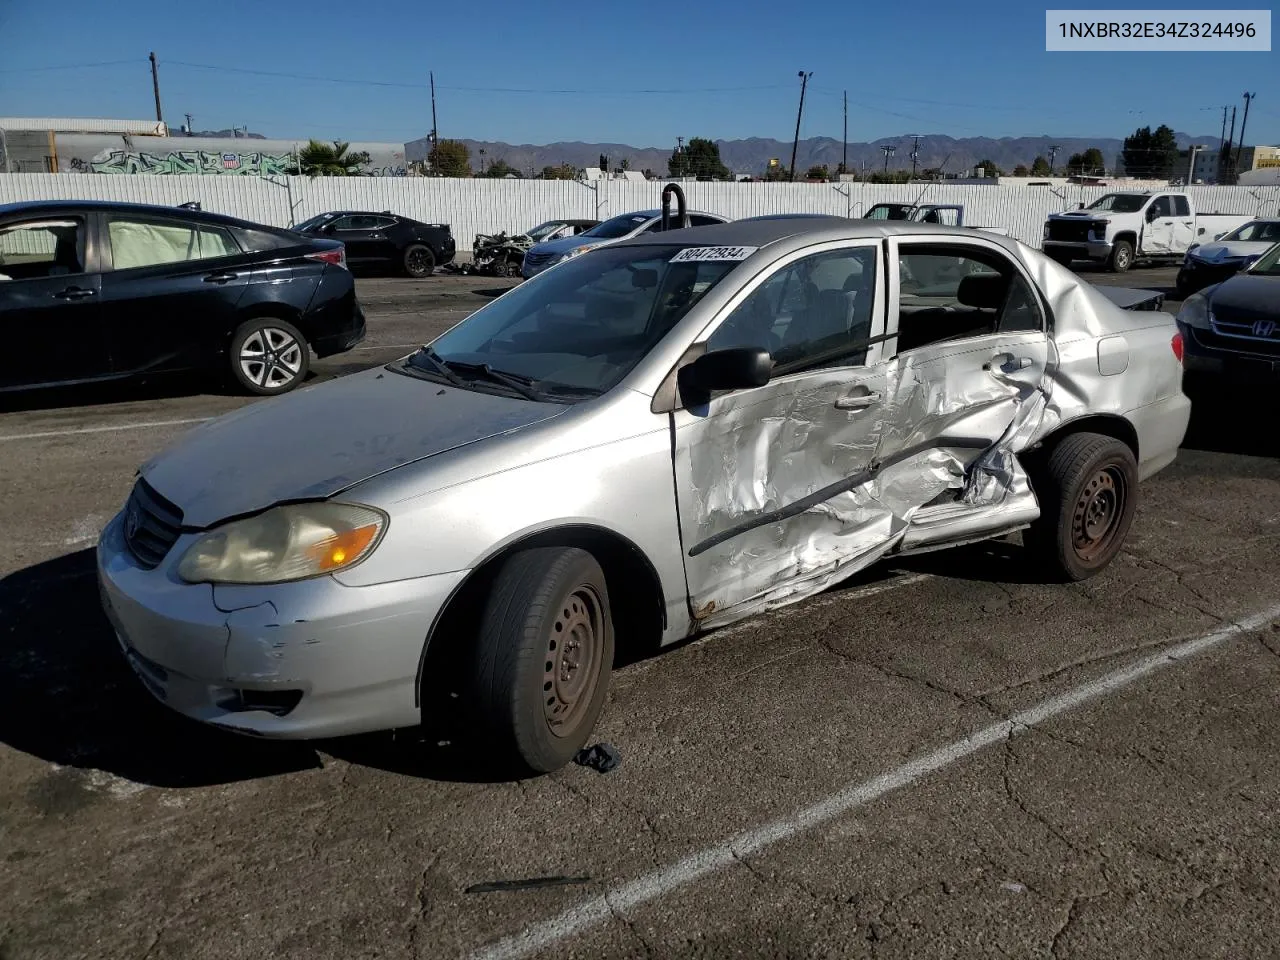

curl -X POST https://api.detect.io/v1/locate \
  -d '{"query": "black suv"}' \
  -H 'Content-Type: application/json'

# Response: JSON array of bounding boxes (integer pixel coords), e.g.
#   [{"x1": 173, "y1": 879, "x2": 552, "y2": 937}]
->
[
  {"x1": 0, "y1": 200, "x2": 365, "y2": 397},
  {"x1": 294, "y1": 210, "x2": 456, "y2": 278}
]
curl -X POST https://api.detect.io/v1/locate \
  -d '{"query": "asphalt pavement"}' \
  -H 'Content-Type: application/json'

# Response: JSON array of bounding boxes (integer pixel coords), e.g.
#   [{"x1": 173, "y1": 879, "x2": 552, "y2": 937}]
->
[{"x1": 2, "y1": 264, "x2": 1279, "y2": 960}]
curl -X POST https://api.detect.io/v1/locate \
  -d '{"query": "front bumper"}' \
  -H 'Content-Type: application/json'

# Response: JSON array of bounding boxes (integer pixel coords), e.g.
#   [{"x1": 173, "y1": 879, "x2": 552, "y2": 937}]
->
[
  {"x1": 96, "y1": 511, "x2": 467, "y2": 739},
  {"x1": 1176, "y1": 318, "x2": 1280, "y2": 385},
  {"x1": 1043, "y1": 239, "x2": 1113, "y2": 260},
  {"x1": 1178, "y1": 259, "x2": 1245, "y2": 292}
]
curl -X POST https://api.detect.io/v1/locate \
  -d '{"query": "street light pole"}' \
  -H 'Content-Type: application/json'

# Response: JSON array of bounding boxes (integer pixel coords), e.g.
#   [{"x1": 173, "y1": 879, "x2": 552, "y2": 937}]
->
[{"x1": 789, "y1": 70, "x2": 812, "y2": 183}]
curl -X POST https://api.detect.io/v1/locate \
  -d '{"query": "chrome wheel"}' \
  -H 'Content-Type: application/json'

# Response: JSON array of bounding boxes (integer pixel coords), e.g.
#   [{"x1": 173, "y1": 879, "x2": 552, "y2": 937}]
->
[{"x1": 239, "y1": 327, "x2": 303, "y2": 390}]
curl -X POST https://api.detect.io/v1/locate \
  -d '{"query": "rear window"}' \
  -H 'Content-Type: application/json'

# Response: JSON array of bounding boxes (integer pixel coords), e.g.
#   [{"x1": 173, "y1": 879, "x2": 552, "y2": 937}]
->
[{"x1": 231, "y1": 226, "x2": 299, "y2": 252}]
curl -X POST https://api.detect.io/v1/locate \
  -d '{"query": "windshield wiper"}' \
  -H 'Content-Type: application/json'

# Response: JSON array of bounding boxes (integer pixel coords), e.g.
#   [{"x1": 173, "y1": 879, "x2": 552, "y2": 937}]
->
[
  {"x1": 442, "y1": 360, "x2": 547, "y2": 402},
  {"x1": 409, "y1": 346, "x2": 466, "y2": 387}
]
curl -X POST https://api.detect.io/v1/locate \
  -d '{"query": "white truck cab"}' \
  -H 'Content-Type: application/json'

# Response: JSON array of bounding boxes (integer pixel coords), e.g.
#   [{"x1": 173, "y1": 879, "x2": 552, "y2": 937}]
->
[{"x1": 1042, "y1": 191, "x2": 1251, "y2": 273}]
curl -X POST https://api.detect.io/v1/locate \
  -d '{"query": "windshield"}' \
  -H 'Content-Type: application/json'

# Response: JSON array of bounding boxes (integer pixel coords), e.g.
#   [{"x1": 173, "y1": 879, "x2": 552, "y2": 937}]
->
[
  {"x1": 294, "y1": 212, "x2": 338, "y2": 232},
  {"x1": 863, "y1": 204, "x2": 914, "y2": 221},
  {"x1": 526, "y1": 221, "x2": 566, "y2": 241},
  {"x1": 1085, "y1": 194, "x2": 1148, "y2": 213},
  {"x1": 1247, "y1": 242, "x2": 1280, "y2": 275},
  {"x1": 580, "y1": 213, "x2": 652, "y2": 240},
  {"x1": 1224, "y1": 220, "x2": 1280, "y2": 243},
  {"x1": 401, "y1": 244, "x2": 742, "y2": 397}
]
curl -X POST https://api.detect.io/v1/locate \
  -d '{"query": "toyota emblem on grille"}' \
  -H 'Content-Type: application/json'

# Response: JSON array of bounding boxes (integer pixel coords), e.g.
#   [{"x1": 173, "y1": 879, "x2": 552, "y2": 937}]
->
[
  {"x1": 1253, "y1": 319, "x2": 1278, "y2": 338},
  {"x1": 124, "y1": 500, "x2": 141, "y2": 540}
]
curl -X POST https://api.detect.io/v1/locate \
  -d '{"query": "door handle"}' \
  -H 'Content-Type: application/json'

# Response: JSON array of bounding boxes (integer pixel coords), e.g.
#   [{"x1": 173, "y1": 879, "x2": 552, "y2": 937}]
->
[
  {"x1": 984, "y1": 353, "x2": 1032, "y2": 372},
  {"x1": 834, "y1": 390, "x2": 882, "y2": 410},
  {"x1": 203, "y1": 271, "x2": 239, "y2": 283},
  {"x1": 53, "y1": 286, "x2": 95, "y2": 300}
]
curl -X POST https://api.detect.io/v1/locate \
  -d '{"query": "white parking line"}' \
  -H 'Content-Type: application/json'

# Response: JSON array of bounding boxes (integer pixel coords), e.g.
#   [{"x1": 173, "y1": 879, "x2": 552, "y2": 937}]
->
[
  {"x1": 469, "y1": 602, "x2": 1280, "y2": 960},
  {"x1": 0, "y1": 417, "x2": 213, "y2": 442}
]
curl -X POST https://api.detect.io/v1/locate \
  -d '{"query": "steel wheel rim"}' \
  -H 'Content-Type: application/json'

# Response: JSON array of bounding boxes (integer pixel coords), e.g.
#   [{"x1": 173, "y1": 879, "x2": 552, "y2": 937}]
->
[
  {"x1": 239, "y1": 327, "x2": 302, "y2": 389},
  {"x1": 543, "y1": 585, "x2": 604, "y2": 737},
  {"x1": 1071, "y1": 464, "x2": 1127, "y2": 562},
  {"x1": 407, "y1": 248, "x2": 431, "y2": 273}
]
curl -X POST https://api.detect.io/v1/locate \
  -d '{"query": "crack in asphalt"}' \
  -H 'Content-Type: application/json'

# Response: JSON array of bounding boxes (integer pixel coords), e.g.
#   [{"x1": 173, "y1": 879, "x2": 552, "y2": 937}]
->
[
  {"x1": 550, "y1": 775, "x2": 666, "y2": 870},
  {"x1": 1001, "y1": 730, "x2": 1082, "y2": 855},
  {"x1": 603, "y1": 894, "x2": 656, "y2": 959},
  {"x1": 404, "y1": 853, "x2": 441, "y2": 959}
]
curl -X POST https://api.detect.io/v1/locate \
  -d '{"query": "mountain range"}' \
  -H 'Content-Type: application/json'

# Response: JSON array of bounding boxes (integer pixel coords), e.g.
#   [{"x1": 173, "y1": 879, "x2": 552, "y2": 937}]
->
[{"x1": 435, "y1": 132, "x2": 1226, "y2": 177}]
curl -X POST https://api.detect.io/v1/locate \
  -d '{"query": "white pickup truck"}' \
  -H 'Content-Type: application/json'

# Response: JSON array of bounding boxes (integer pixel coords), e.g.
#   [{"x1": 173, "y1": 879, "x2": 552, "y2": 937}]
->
[{"x1": 1042, "y1": 191, "x2": 1252, "y2": 273}]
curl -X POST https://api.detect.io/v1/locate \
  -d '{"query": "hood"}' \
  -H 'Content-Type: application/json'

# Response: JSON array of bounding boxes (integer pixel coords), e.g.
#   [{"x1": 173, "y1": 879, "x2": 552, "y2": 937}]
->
[
  {"x1": 1207, "y1": 274, "x2": 1280, "y2": 324},
  {"x1": 1189, "y1": 240, "x2": 1274, "y2": 262},
  {"x1": 140, "y1": 365, "x2": 568, "y2": 528},
  {"x1": 1048, "y1": 210, "x2": 1107, "y2": 220},
  {"x1": 528, "y1": 233, "x2": 613, "y2": 256}
]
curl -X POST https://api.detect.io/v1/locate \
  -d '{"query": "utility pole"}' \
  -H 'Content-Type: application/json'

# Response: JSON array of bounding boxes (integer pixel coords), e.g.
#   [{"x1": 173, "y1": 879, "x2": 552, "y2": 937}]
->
[
  {"x1": 881, "y1": 143, "x2": 895, "y2": 173},
  {"x1": 1048, "y1": 144, "x2": 1060, "y2": 175},
  {"x1": 429, "y1": 71, "x2": 439, "y2": 176},
  {"x1": 789, "y1": 70, "x2": 812, "y2": 183},
  {"x1": 1219, "y1": 105, "x2": 1229, "y2": 152},
  {"x1": 908, "y1": 134, "x2": 921, "y2": 178},
  {"x1": 149, "y1": 52, "x2": 163, "y2": 125},
  {"x1": 1222, "y1": 105, "x2": 1237, "y2": 182},
  {"x1": 842, "y1": 90, "x2": 848, "y2": 176},
  {"x1": 1233, "y1": 91, "x2": 1256, "y2": 176},
  {"x1": 183, "y1": 113, "x2": 193, "y2": 136},
  {"x1": 1186, "y1": 144, "x2": 1205, "y2": 185}
]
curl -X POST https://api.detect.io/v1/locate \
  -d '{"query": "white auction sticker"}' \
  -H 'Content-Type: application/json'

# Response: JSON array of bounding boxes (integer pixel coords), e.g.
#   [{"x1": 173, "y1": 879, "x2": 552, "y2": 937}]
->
[
  {"x1": 669, "y1": 245, "x2": 759, "y2": 263},
  {"x1": 1046, "y1": 10, "x2": 1270, "y2": 51}
]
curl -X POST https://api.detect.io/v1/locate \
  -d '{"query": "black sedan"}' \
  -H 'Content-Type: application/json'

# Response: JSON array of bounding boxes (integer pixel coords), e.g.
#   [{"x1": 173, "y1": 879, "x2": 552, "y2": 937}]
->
[
  {"x1": 294, "y1": 210, "x2": 456, "y2": 278},
  {"x1": 1175, "y1": 241, "x2": 1280, "y2": 387},
  {"x1": 0, "y1": 200, "x2": 365, "y2": 397}
]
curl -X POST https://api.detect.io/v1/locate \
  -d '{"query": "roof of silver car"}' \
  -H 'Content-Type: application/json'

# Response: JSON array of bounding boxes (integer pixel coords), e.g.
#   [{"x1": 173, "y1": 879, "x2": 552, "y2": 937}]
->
[{"x1": 612, "y1": 216, "x2": 1020, "y2": 252}]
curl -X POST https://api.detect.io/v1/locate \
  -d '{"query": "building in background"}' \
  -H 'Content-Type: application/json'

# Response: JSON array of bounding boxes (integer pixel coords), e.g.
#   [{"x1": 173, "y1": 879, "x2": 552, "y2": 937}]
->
[{"x1": 0, "y1": 118, "x2": 407, "y2": 176}]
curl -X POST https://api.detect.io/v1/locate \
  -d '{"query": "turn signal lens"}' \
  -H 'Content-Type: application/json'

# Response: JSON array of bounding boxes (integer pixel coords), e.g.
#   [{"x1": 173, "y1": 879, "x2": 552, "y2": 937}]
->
[{"x1": 310, "y1": 524, "x2": 380, "y2": 571}]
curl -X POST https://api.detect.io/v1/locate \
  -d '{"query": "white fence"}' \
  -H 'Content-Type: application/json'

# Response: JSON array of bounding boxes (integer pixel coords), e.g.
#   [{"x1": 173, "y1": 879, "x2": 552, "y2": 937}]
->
[{"x1": 3, "y1": 173, "x2": 1277, "y2": 254}]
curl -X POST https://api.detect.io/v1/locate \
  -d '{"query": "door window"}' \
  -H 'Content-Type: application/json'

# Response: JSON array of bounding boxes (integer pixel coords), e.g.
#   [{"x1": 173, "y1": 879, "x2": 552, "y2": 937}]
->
[
  {"x1": 1148, "y1": 196, "x2": 1173, "y2": 219},
  {"x1": 0, "y1": 218, "x2": 86, "y2": 281},
  {"x1": 333, "y1": 214, "x2": 381, "y2": 230},
  {"x1": 107, "y1": 218, "x2": 240, "y2": 270},
  {"x1": 708, "y1": 246, "x2": 878, "y2": 371},
  {"x1": 1173, "y1": 196, "x2": 1191, "y2": 217},
  {"x1": 688, "y1": 214, "x2": 726, "y2": 227},
  {"x1": 895, "y1": 246, "x2": 1043, "y2": 352}
]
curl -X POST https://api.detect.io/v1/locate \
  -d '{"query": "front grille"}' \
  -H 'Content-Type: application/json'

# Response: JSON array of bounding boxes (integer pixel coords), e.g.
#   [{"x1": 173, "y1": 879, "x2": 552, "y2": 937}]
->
[
  {"x1": 1194, "y1": 323, "x2": 1280, "y2": 358},
  {"x1": 523, "y1": 252, "x2": 555, "y2": 270},
  {"x1": 123, "y1": 478, "x2": 184, "y2": 569},
  {"x1": 1047, "y1": 220, "x2": 1092, "y2": 243}
]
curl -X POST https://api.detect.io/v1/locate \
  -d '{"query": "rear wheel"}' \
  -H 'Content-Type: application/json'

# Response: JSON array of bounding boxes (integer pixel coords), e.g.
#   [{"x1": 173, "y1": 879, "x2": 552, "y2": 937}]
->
[
  {"x1": 1108, "y1": 240, "x2": 1133, "y2": 273},
  {"x1": 229, "y1": 318, "x2": 309, "y2": 395},
  {"x1": 1024, "y1": 433, "x2": 1139, "y2": 581},
  {"x1": 464, "y1": 547, "x2": 614, "y2": 774},
  {"x1": 496, "y1": 258, "x2": 521, "y2": 278},
  {"x1": 404, "y1": 244, "x2": 436, "y2": 278}
]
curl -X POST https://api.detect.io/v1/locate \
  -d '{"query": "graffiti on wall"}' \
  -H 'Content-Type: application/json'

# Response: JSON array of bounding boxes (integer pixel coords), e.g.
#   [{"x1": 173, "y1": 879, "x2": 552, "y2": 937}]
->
[{"x1": 68, "y1": 149, "x2": 409, "y2": 177}]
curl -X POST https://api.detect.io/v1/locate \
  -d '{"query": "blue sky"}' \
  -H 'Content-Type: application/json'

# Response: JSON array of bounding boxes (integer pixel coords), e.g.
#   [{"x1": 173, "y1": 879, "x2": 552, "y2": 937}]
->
[{"x1": 1, "y1": 0, "x2": 1276, "y2": 147}]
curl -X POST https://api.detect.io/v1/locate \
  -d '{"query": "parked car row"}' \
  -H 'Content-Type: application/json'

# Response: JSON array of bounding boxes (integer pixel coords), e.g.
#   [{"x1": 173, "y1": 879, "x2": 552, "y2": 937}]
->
[{"x1": 95, "y1": 183, "x2": 1229, "y2": 779}]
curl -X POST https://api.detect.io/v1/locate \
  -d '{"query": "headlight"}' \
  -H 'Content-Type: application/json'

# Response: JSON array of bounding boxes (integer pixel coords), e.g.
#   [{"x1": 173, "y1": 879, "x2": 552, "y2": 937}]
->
[
  {"x1": 1043, "y1": 224, "x2": 1050, "y2": 239},
  {"x1": 1175, "y1": 293, "x2": 1208, "y2": 327},
  {"x1": 564, "y1": 244, "x2": 595, "y2": 259},
  {"x1": 178, "y1": 502, "x2": 387, "y2": 584}
]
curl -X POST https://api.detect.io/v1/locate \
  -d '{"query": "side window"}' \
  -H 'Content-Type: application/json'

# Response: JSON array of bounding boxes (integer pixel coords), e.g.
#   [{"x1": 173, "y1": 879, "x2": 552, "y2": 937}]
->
[
  {"x1": 371, "y1": 216, "x2": 398, "y2": 230},
  {"x1": 0, "y1": 217, "x2": 86, "y2": 280},
  {"x1": 232, "y1": 226, "x2": 293, "y2": 252},
  {"x1": 1148, "y1": 197, "x2": 1173, "y2": 219},
  {"x1": 342, "y1": 215, "x2": 380, "y2": 230},
  {"x1": 895, "y1": 247, "x2": 1043, "y2": 353},
  {"x1": 642, "y1": 219, "x2": 666, "y2": 234},
  {"x1": 688, "y1": 215, "x2": 725, "y2": 227},
  {"x1": 709, "y1": 246, "x2": 878, "y2": 372},
  {"x1": 1173, "y1": 196, "x2": 1191, "y2": 217},
  {"x1": 108, "y1": 218, "x2": 238, "y2": 270},
  {"x1": 327, "y1": 216, "x2": 356, "y2": 231}
]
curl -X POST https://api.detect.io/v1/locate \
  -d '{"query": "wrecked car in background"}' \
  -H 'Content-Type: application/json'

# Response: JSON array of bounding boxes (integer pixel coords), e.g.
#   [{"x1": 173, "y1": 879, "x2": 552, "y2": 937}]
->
[
  {"x1": 98, "y1": 213, "x2": 1191, "y2": 778},
  {"x1": 469, "y1": 219, "x2": 599, "y2": 277},
  {"x1": 520, "y1": 208, "x2": 730, "y2": 279}
]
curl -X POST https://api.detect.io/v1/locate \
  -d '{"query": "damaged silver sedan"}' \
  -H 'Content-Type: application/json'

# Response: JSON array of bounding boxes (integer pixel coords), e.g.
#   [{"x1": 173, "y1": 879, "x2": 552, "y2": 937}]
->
[{"x1": 98, "y1": 216, "x2": 1191, "y2": 773}]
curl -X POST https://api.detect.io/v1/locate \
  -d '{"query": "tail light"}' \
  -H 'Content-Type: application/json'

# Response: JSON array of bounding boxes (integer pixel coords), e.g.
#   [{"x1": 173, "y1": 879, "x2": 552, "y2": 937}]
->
[
  {"x1": 307, "y1": 246, "x2": 347, "y2": 269},
  {"x1": 1171, "y1": 331, "x2": 1184, "y2": 364}
]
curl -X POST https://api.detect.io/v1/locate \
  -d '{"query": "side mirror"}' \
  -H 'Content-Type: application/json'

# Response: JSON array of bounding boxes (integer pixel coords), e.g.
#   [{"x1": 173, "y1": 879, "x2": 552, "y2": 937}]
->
[{"x1": 678, "y1": 347, "x2": 773, "y2": 405}]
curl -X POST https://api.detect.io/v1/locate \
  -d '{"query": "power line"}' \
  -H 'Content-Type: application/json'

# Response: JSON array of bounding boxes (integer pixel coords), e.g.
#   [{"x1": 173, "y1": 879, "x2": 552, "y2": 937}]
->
[{"x1": 0, "y1": 58, "x2": 140, "y2": 73}]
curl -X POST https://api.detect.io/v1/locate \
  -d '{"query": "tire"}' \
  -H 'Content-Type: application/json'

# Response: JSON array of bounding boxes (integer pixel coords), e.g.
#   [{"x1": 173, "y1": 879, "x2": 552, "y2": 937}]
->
[
  {"x1": 229, "y1": 318, "x2": 310, "y2": 396},
  {"x1": 465, "y1": 547, "x2": 614, "y2": 774},
  {"x1": 1107, "y1": 240, "x2": 1133, "y2": 273},
  {"x1": 497, "y1": 258, "x2": 521, "y2": 278},
  {"x1": 404, "y1": 244, "x2": 436, "y2": 278},
  {"x1": 1023, "y1": 433, "x2": 1139, "y2": 582}
]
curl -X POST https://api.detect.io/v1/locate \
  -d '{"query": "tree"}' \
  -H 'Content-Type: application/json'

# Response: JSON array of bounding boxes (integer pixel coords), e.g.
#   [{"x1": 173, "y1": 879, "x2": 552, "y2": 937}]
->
[
  {"x1": 619, "y1": 157, "x2": 631, "y2": 171},
  {"x1": 482, "y1": 158, "x2": 521, "y2": 178},
  {"x1": 1065, "y1": 147, "x2": 1106, "y2": 176},
  {"x1": 298, "y1": 139, "x2": 371, "y2": 177},
  {"x1": 1012, "y1": 164, "x2": 1030, "y2": 177},
  {"x1": 539, "y1": 163, "x2": 578, "y2": 180},
  {"x1": 1029, "y1": 155, "x2": 1052, "y2": 176},
  {"x1": 1122, "y1": 125, "x2": 1179, "y2": 179},
  {"x1": 429, "y1": 139, "x2": 471, "y2": 177},
  {"x1": 974, "y1": 158, "x2": 1003, "y2": 177},
  {"x1": 669, "y1": 137, "x2": 731, "y2": 180},
  {"x1": 598, "y1": 153, "x2": 609, "y2": 173},
  {"x1": 764, "y1": 161, "x2": 790, "y2": 181},
  {"x1": 805, "y1": 164, "x2": 830, "y2": 180}
]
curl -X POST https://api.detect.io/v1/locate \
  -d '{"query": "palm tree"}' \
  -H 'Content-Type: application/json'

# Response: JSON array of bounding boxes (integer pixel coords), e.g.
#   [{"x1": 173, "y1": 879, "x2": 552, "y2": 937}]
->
[{"x1": 297, "y1": 140, "x2": 372, "y2": 177}]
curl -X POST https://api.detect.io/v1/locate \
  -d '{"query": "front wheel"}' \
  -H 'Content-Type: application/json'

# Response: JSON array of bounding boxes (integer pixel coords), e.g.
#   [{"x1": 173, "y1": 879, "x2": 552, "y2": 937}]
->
[
  {"x1": 465, "y1": 547, "x2": 614, "y2": 774},
  {"x1": 404, "y1": 243, "x2": 436, "y2": 278},
  {"x1": 229, "y1": 318, "x2": 310, "y2": 395},
  {"x1": 1108, "y1": 240, "x2": 1133, "y2": 273},
  {"x1": 1023, "y1": 433, "x2": 1139, "y2": 581}
]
